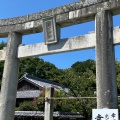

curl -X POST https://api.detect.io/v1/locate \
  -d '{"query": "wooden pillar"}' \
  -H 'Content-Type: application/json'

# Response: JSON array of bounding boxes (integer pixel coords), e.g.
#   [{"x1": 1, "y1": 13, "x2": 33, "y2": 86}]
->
[
  {"x1": 44, "y1": 87, "x2": 54, "y2": 120},
  {"x1": 0, "y1": 32, "x2": 22, "y2": 120},
  {"x1": 95, "y1": 10, "x2": 118, "y2": 108}
]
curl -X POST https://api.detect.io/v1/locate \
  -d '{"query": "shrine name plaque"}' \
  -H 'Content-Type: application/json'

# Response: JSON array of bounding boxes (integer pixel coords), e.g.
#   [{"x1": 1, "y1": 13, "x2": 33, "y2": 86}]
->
[{"x1": 42, "y1": 16, "x2": 60, "y2": 45}]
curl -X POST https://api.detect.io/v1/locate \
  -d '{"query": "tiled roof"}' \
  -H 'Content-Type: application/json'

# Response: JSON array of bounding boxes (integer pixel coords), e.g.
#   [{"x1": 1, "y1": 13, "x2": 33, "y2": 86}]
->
[
  {"x1": 16, "y1": 90, "x2": 41, "y2": 98},
  {"x1": 19, "y1": 74, "x2": 69, "y2": 92},
  {"x1": 16, "y1": 74, "x2": 69, "y2": 98},
  {"x1": 15, "y1": 111, "x2": 84, "y2": 118},
  {"x1": 20, "y1": 74, "x2": 60, "y2": 87},
  {"x1": 15, "y1": 111, "x2": 44, "y2": 117}
]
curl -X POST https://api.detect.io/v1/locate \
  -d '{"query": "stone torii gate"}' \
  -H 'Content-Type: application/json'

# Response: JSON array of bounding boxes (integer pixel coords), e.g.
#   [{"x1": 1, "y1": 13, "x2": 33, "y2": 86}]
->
[{"x1": 0, "y1": 0, "x2": 120, "y2": 120}]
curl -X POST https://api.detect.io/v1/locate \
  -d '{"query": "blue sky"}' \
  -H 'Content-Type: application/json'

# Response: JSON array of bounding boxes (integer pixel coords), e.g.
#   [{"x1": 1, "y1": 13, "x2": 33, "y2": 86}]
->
[{"x1": 0, "y1": 0, "x2": 120, "y2": 69}]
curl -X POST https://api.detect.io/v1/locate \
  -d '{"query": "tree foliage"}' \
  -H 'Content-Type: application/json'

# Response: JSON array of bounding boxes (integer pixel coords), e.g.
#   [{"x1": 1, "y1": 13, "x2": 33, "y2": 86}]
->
[
  {"x1": 0, "y1": 41, "x2": 6, "y2": 88},
  {"x1": 19, "y1": 57, "x2": 63, "y2": 83},
  {"x1": 0, "y1": 41, "x2": 6, "y2": 50}
]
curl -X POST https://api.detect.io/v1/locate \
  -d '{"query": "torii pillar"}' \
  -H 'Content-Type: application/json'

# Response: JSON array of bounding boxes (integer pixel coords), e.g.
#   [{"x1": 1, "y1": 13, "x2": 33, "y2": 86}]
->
[
  {"x1": 0, "y1": 32, "x2": 22, "y2": 120},
  {"x1": 96, "y1": 10, "x2": 118, "y2": 109}
]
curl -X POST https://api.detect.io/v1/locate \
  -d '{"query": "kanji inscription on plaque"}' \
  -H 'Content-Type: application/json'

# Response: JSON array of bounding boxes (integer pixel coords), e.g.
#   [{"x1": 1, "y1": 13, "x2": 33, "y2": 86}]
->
[
  {"x1": 42, "y1": 16, "x2": 59, "y2": 44},
  {"x1": 92, "y1": 109, "x2": 119, "y2": 120}
]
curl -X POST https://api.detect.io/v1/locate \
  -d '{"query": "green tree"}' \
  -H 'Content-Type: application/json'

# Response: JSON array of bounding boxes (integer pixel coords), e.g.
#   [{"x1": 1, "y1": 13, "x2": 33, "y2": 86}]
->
[
  {"x1": 0, "y1": 41, "x2": 6, "y2": 88},
  {"x1": 19, "y1": 57, "x2": 63, "y2": 83},
  {"x1": 58, "y1": 66, "x2": 96, "y2": 119},
  {"x1": 71, "y1": 59, "x2": 96, "y2": 75},
  {"x1": 0, "y1": 41, "x2": 6, "y2": 50}
]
